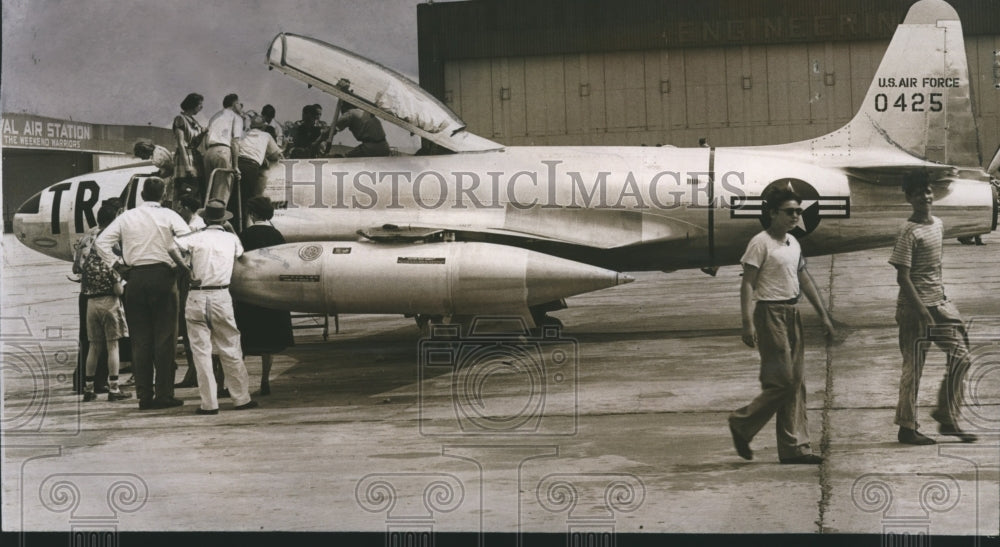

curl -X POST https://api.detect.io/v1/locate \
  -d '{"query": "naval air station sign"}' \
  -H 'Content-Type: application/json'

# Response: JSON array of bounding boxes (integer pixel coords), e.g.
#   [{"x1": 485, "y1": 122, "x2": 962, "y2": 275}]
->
[{"x1": 2, "y1": 113, "x2": 101, "y2": 152}]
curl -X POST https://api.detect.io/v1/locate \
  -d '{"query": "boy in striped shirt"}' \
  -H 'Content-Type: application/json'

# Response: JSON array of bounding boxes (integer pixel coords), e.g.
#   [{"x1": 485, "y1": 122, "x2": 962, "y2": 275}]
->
[{"x1": 890, "y1": 172, "x2": 977, "y2": 445}]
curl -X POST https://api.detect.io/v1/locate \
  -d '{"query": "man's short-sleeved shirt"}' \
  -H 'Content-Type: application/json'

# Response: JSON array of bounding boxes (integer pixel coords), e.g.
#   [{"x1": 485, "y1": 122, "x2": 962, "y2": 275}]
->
[
  {"x1": 205, "y1": 108, "x2": 244, "y2": 148},
  {"x1": 889, "y1": 217, "x2": 945, "y2": 306},
  {"x1": 95, "y1": 202, "x2": 189, "y2": 267},
  {"x1": 741, "y1": 230, "x2": 805, "y2": 301},
  {"x1": 151, "y1": 145, "x2": 173, "y2": 169},
  {"x1": 238, "y1": 129, "x2": 281, "y2": 165},
  {"x1": 174, "y1": 225, "x2": 244, "y2": 287}
]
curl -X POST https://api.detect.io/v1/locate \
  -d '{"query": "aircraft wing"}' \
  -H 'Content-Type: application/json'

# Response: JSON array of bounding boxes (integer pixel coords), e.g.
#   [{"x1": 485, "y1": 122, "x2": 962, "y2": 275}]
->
[{"x1": 266, "y1": 33, "x2": 502, "y2": 153}]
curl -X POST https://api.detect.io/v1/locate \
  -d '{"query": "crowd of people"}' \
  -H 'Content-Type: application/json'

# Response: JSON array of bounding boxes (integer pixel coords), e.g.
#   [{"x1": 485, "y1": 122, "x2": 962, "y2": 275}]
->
[
  {"x1": 74, "y1": 91, "x2": 304, "y2": 414},
  {"x1": 134, "y1": 92, "x2": 390, "y2": 221},
  {"x1": 73, "y1": 90, "x2": 392, "y2": 414}
]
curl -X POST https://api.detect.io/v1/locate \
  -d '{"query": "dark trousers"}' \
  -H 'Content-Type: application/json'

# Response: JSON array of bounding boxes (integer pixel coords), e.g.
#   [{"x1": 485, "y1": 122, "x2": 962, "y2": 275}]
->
[
  {"x1": 236, "y1": 156, "x2": 262, "y2": 225},
  {"x1": 124, "y1": 265, "x2": 178, "y2": 402}
]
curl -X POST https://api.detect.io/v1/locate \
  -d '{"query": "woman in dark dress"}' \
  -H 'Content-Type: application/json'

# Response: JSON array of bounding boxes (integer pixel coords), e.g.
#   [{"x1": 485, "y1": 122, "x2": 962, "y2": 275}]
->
[{"x1": 235, "y1": 196, "x2": 294, "y2": 395}]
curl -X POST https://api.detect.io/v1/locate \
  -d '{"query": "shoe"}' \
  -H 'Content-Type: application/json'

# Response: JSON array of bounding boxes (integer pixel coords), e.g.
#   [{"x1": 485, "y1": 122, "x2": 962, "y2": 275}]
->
[
  {"x1": 728, "y1": 419, "x2": 753, "y2": 460},
  {"x1": 174, "y1": 379, "x2": 197, "y2": 388},
  {"x1": 233, "y1": 400, "x2": 259, "y2": 411},
  {"x1": 898, "y1": 427, "x2": 935, "y2": 445},
  {"x1": 195, "y1": 408, "x2": 219, "y2": 415},
  {"x1": 83, "y1": 392, "x2": 97, "y2": 402},
  {"x1": 139, "y1": 397, "x2": 184, "y2": 410},
  {"x1": 217, "y1": 388, "x2": 230, "y2": 399},
  {"x1": 95, "y1": 386, "x2": 109, "y2": 394},
  {"x1": 938, "y1": 422, "x2": 978, "y2": 443},
  {"x1": 779, "y1": 454, "x2": 824, "y2": 465},
  {"x1": 107, "y1": 390, "x2": 133, "y2": 402}
]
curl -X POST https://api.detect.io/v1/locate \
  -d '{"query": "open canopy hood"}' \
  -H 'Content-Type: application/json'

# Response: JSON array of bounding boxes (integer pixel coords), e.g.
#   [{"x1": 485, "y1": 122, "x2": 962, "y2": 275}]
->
[{"x1": 266, "y1": 33, "x2": 502, "y2": 153}]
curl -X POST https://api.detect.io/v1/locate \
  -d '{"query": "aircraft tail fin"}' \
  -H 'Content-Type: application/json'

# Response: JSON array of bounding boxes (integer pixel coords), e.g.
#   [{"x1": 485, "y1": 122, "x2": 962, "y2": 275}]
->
[{"x1": 806, "y1": 0, "x2": 981, "y2": 168}]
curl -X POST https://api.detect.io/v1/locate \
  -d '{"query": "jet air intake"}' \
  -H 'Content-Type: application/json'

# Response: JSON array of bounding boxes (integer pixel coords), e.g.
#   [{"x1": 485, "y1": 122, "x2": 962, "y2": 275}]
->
[{"x1": 231, "y1": 241, "x2": 633, "y2": 317}]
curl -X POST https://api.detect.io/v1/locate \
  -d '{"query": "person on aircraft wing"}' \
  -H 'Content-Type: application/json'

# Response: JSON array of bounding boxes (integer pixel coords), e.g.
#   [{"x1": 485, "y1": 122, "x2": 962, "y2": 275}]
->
[
  {"x1": 728, "y1": 187, "x2": 836, "y2": 465},
  {"x1": 204, "y1": 93, "x2": 244, "y2": 211},
  {"x1": 286, "y1": 104, "x2": 326, "y2": 158},
  {"x1": 890, "y1": 172, "x2": 978, "y2": 445},
  {"x1": 237, "y1": 115, "x2": 283, "y2": 209},
  {"x1": 173, "y1": 93, "x2": 207, "y2": 201},
  {"x1": 133, "y1": 140, "x2": 174, "y2": 178},
  {"x1": 173, "y1": 199, "x2": 258, "y2": 414},
  {"x1": 332, "y1": 100, "x2": 390, "y2": 158},
  {"x1": 133, "y1": 139, "x2": 176, "y2": 205},
  {"x1": 260, "y1": 104, "x2": 284, "y2": 148}
]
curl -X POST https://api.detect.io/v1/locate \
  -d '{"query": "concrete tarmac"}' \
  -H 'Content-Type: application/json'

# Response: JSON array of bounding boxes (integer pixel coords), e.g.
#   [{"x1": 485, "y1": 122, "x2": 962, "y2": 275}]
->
[{"x1": 2, "y1": 232, "x2": 998, "y2": 537}]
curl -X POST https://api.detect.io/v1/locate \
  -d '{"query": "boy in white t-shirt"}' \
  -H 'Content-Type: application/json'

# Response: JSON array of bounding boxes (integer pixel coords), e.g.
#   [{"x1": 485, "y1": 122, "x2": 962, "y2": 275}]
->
[{"x1": 728, "y1": 187, "x2": 836, "y2": 464}]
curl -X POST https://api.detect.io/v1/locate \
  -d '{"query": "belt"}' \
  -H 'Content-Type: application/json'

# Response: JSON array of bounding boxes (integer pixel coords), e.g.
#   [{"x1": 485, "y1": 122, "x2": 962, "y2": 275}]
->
[
  {"x1": 759, "y1": 297, "x2": 799, "y2": 305},
  {"x1": 207, "y1": 143, "x2": 229, "y2": 149},
  {"x1": 131, "y1": 263, "x2": 173, "y2": 270},
  {"x1": 191, "y1": 285, "x2": 229, "y2": 291}
]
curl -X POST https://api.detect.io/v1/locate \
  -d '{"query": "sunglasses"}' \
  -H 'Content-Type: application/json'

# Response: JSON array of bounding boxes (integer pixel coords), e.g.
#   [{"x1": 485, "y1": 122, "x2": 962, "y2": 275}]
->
[{"x1": 779, "y1": 207, "x2": 804, "y2": 216}]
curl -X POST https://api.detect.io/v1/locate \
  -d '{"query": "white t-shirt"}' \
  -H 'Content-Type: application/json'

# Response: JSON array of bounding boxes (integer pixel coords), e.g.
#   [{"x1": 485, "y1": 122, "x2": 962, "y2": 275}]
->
[{"x1": 740, "y1": 230, "x2": 805, "y2": 301}]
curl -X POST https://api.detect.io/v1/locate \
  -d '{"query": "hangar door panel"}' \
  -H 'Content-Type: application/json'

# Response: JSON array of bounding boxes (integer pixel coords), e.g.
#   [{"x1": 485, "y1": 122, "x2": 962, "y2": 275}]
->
[
  {"x1": 455, "y1": 59, "x2": 495, "y2": 139},
  {"x1": 603, "y1": 51, "x2": 647, "y2": 131},
  {"x1": 524, "y1": 56, "x2": 567, "y2": 136},
  {"x1": 684, "y1": 49, "x2": 727, "y2": 128},
  {"x1": 766, "y1": 44, "x2": 811, "y2": 125}
]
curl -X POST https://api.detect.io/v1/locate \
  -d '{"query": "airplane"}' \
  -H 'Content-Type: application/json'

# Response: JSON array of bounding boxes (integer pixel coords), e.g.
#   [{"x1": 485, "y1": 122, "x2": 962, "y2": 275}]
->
[{"x1": 12, "y1": 0, "x2": 999, "y2": 330}]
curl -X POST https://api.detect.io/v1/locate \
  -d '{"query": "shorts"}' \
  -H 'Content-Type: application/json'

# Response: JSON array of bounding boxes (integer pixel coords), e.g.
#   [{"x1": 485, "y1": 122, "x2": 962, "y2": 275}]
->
[{"x1": 86, "y1": 296, "x2": 128, "y2": 342}]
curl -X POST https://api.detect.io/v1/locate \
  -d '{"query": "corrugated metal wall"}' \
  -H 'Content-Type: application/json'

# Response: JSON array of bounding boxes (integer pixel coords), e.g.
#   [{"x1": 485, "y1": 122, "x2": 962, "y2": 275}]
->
[
  {"x1": 441, "y1": 35, "x2": 999, "y2": 158},
  {"x1": 420, "y1": 0, "x2": 1000, "y2": 158}
]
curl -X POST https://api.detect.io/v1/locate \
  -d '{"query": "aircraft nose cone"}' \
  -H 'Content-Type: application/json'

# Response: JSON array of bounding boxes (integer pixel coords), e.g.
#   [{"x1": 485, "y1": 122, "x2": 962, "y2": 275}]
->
[
  {"x1": 12, "y1": 190, "x2": 62, "y2": 256},
  {"x1": 618, "y1": 273, "x2": 634, "y2": 285}
]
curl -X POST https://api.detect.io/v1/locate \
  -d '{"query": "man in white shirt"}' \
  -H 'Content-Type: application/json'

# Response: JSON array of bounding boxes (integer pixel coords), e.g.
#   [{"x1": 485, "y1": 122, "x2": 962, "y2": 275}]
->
[
  {"x1": 237, "y1": 115, "x2": 283, "y2": 212},
  {"x1": 174, "y1": 199, "x2": 257, "y2": 414},
  {"x1": 204, "y1": 93, "x2": 244, "y2": 210},
  {"x1": 261, "y1": 104, "x2": 284, "y2": 147},
  {"x1": 728, "y1": 187, "x2": 836, "y2": 464},
  {"x1": 95, "y1": 178, "x2": 190, "y2": 410}
]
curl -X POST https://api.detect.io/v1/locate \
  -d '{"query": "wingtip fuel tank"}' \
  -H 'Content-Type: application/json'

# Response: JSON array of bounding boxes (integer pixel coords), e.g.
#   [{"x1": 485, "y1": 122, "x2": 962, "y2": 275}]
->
[{"x1": 231, "y1": 241, "x2": 629, "y2": 318}]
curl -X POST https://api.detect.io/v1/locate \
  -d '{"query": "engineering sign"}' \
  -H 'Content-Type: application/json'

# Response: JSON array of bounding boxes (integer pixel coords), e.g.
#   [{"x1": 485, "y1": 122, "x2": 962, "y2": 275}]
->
[{"x1": 729, "y1": 178, "x2": 850, "y2": 238}]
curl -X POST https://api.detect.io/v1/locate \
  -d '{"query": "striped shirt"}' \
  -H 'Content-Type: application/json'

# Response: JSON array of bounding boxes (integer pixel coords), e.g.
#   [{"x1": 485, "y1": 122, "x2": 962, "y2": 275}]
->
[{"x1": 889, "y1": 217, "x2": 945, "y2": 306}]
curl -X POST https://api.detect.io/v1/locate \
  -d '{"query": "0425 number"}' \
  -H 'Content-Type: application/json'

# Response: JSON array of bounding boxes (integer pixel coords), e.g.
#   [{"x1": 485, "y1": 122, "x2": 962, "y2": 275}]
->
[{"x1": 874, "y1": 92, "x2": 943, "y2": 112}]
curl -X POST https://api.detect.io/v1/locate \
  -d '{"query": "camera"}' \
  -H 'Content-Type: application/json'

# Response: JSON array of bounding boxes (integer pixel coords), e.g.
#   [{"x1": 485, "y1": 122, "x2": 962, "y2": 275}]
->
[{"x1": 418, "y1": 316, "x2": 578, "y2": 436}]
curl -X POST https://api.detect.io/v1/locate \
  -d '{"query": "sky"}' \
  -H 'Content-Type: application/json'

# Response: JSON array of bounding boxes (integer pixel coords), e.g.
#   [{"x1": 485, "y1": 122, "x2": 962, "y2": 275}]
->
[{"x1": 1, "y1": 0, "x2": 440, "y2": 149}]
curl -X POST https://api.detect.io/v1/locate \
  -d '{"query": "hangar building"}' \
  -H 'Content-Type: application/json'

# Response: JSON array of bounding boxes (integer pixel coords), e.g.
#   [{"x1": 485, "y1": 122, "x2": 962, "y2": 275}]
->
[
  {"x1": 416, "y1": 0, "x2": 999, "y2": 161},
  {"x1": 1, "y1": 114, "x2": 173, "y2": 231}
]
